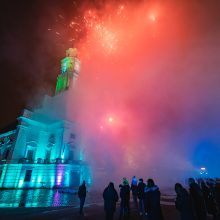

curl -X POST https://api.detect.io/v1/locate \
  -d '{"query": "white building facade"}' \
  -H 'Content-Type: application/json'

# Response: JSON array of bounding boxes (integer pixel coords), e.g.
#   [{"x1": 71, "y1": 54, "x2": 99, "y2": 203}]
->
[{"x1": 0, "y1": 48, "x2": 91, "y2": 189}]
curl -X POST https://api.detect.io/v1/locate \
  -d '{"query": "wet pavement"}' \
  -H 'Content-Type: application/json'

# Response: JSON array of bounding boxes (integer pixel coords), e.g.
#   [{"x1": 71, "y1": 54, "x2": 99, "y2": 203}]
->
[
  {"x1": 0, "y1": 190, "x2": 214, "y2": 220},
  {"x1": 0, "y1": 188, "x2": 176, "y2": 207},
  {"x1": 0, "y1": 202, "x2": 214, "y2": 220},
  {"x1": 0, "y1": 202, "x2": 179, "y2": 220},
  {"x1": 0, "y1": 189, "x2": 102, "y2": 207},
  {"x1": 0, "y1": 189, "x2": 176, "y2": 219}
]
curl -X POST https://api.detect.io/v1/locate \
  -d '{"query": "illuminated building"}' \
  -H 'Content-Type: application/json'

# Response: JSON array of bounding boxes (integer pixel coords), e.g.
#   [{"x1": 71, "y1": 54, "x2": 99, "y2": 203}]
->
[{"x1": 0, "y1": 48, "x2": 91, "y2": 189}]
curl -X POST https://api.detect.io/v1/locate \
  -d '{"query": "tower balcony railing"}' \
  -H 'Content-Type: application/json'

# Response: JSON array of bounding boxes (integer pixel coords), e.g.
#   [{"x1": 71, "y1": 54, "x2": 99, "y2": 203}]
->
[
  {"x1": 15, "y1": 158, "x2": 83, "y2": 165},
  {"x1": 0, "y1": 158, "x2": 83, "y2": 165},
  {"x1": 0, "y1": 159, "x2": 7, "y2": 164}
]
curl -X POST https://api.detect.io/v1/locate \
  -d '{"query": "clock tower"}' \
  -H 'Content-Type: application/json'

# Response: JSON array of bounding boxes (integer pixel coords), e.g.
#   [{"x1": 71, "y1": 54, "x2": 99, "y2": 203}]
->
[{"x1": 55, "y1": 48, "x2": 80, "y2": 94}]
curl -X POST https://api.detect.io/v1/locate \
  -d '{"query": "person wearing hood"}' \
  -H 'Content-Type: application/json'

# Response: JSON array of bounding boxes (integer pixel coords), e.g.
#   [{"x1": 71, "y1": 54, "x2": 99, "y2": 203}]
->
[
  {"x1": 137, "y1": 178, "x2": 146, "y2": 216},
  {"x1": 175, "y1": 183, "x2": 195, "y2": 220},
  {"x1": 131, "y1": 176, "x2": 138, "y2": 207},
  {"x1": 103, "y1": 182, "x2": 119, "y2": 220},
  {"x1": 203, "y1": 180, "x2": 219, "y2": 219},
  {"x1": 78, "y1": 180, "x2": 87, "y2": 215},
  {"x1": 188, "y1": 178, "x2": 207, "y2": 220},
  {"x1": 214, "y1": 180, "x2": 220, "y2": 219},
  {"x1": 119, "y1": 178, "x2": 130, "y2": 219},
  {"x1": 144, "y1": 179, "x2": 164, "y2": 220}
]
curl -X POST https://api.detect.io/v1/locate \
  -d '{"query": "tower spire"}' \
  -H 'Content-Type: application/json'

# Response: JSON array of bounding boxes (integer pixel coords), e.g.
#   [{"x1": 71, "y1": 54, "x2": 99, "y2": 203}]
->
[{"x1": 55, "y1": 48, "x2": 80, "y2": 94}]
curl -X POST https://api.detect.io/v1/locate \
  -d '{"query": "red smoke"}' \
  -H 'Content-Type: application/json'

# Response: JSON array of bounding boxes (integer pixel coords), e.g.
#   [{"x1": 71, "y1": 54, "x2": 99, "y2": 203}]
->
[{"x1": 64, "y1": 0, "x2": 220, "y2": 187}]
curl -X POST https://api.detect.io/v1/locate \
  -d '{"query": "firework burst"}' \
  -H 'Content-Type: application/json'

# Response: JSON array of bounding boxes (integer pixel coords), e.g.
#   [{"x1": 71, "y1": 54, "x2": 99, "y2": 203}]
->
[{"x1": 48, "y1": 1, "x2": 162, "y2": 58}]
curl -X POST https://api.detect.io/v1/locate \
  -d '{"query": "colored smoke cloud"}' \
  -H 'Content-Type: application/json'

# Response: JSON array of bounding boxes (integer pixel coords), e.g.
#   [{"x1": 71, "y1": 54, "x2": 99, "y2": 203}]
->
[
  {"x1": 3, "y1": 0, "x2": 219, "y2": 188},
  {"x1": 65, "y1": 0, "x2": 220, "y2": 187}
]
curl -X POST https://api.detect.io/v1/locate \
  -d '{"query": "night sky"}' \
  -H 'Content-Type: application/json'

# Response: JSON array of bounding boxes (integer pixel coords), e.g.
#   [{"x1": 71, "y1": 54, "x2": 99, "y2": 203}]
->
[
  {"x1": 1, "y1": 0, "x2": 220, "y2": 181},
  {"x1": 0, "y1": 0, "x2": 81, "y2": 129}
]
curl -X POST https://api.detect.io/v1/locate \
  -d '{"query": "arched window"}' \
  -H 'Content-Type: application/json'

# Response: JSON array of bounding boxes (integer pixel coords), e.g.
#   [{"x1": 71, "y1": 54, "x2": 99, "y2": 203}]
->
[
  {"x1": 48, "y1": 134, "x2": 55, "y2": 144},
  {"x1": 69, "y1": 150, "x2": 74, "y2": 160},
  {"x1": 25, "y1": 141, "x2": 37, "y2": 161},
  {"x1": 45, "y1": 142, "x2": 53, "y2": 162},
  {"x1": 70, "y1": 133, "x2": 76, "y2": 139},
  {"x1": 45, "y1": 149, "x2": 51, "y2": 160},
  {"x1": 26, "y1": 150, "x2": 34, "y2": 160},
  {"x1": 4, "y1": 148, "x2": 10, "y2": 159}
]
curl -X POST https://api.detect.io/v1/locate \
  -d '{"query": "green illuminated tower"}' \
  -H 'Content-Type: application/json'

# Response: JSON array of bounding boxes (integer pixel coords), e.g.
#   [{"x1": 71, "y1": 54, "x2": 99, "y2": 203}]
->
[{"x1": 56, "y1": 48, "x2": 80, "y2": 94}]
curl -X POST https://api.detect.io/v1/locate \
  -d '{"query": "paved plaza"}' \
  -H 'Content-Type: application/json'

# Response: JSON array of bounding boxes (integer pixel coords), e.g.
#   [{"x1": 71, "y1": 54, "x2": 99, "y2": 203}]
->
[
  {"x1": 0, "y1": 203, "x2": 178, "y2": 220},
  {"x1": 0, "y1": 191, "x2": 214, "y2": 220}
]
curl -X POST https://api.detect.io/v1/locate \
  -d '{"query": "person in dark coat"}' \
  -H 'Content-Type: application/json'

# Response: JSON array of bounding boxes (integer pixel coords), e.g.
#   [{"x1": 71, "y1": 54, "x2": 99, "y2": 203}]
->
[
  {"x1": 215, "y1": 181, "x2": 220, "y2": 208},
  {"x1": 103, "y1": 182, "x2": 119, "y2": 220},
  {"x1": 188, "y1": 178, "x2": 207, "y2": 220},
  {"x1": 137, "y1": 178, "x2": 146, "y2": 216},
  {"x1": 175, "y1": 183, "x2": 195, "y2": 220},
  {"x1": 144, "y1": 179, "x2": 164, "y2": 220},
  {"x1": 119, "y1": 178, "x2": 130, "y2": 219},
  {"x1": 214, "y1": 181, "x2": 220, "y2": 219},
  {"x1": 201, "y1": 180, "x2": 219, "y2": 219},
  {"x1": 78, "y1": 180, "x2": 87, "y2": 215},
  {"x1": 200, "y1": 180, "x2": 210, "y2": 209},
  {"x1": 131, "y1": 176, "x2": 138, "y2": 207}
]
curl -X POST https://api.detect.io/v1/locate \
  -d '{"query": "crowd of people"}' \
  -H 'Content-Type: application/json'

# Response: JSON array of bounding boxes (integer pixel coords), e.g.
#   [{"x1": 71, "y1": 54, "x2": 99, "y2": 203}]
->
[
  {"x1": 78, "y1": 177, "x2": 220, "y2": 220},
  {"x1": 78, "y1": 176, "x2": 163, "y2": 220},
  {"x1": 175, "y1": 178, "x2": 220, "y2": 220}
]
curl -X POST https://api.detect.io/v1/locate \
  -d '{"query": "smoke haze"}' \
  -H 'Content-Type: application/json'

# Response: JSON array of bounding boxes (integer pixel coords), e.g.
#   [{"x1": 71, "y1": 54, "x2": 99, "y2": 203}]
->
[
  {"x1": 67, "y1": 0, "x2": 220, "y2": 187},
  {"x1": 1, "y1": 0, "x2": 220, "y2": 188}
]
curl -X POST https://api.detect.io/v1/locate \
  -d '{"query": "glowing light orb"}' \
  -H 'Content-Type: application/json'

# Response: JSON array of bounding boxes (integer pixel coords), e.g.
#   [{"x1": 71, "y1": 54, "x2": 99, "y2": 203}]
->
[
  {"x1": 149, "y1": 14, "x2": 156, "y2": 21},
  {"x1": 199, "y1": 167, "x2": 208, "y2": 175},
  {"x1": 108, "y1": 117, "x2": 113, "y2": 123}
]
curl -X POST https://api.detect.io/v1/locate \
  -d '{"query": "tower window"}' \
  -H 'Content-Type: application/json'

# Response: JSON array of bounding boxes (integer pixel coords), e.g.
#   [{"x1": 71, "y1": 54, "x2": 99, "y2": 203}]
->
[
  {"x1": 45, "y1": 150, "x2": 51, "y2": 160},
  {"x1": 27, "y1": 150, "x2": 34, "y2": 160},
  {"x1": 4, "y1": 149, "x2": 10, "y2": 159},
  {"x1": 69, "y1": 150, "x2": 74, "y2": 160},
  {"x1": 49, "y1": 134, "x2": 55, "y2": 144},
  {"x1": 24, "y1": 170, "x2": 32, "y2": 182},
  {"x1": 70, "y1": 133, "x2": 76, "y2": 139}
]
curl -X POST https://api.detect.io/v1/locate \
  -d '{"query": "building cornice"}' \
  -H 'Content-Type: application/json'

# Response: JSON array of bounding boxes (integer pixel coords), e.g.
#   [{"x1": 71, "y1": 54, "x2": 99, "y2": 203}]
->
[{"x1": 0, "y1": 130, "x2": 17, "y2": 138}]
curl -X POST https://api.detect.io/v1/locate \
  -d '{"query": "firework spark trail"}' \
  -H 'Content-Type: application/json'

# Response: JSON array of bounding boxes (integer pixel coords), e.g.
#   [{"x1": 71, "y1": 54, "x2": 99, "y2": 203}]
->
[
  {"x1": 76, "y1": 2, "x2": 161, "y2": 57},
  {"x1": 48, "y1": 1, "x2": 161, "y2": 56},
  {"x1": 80, "y1": 5, "x2": 133, "y2": 55}
]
